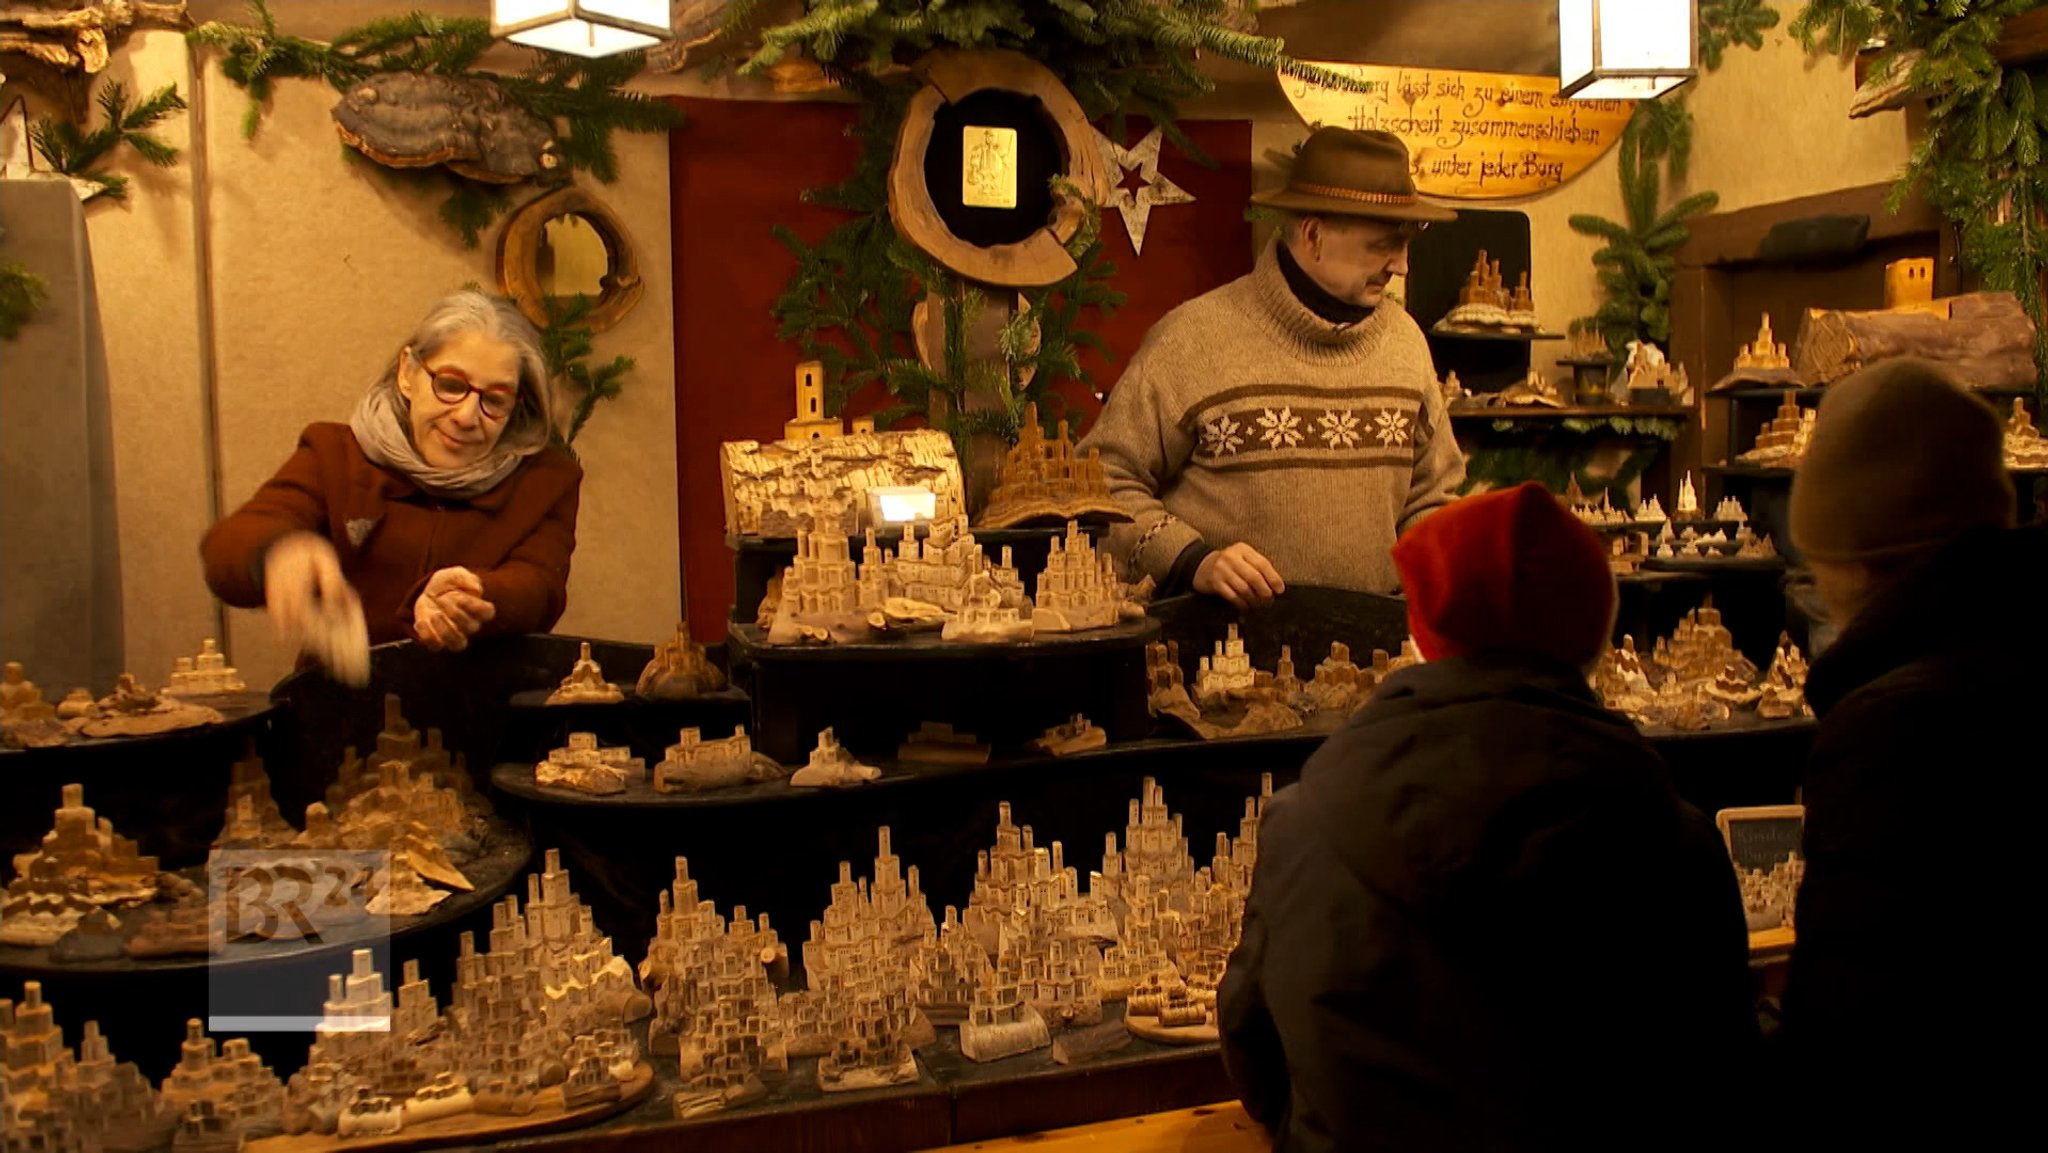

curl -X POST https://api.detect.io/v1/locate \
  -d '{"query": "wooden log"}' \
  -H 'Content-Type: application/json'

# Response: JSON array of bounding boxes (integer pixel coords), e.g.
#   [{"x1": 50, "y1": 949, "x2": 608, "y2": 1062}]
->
[{"x1": 1791, "y1": 291, "x2": 2040, "y2": 391}]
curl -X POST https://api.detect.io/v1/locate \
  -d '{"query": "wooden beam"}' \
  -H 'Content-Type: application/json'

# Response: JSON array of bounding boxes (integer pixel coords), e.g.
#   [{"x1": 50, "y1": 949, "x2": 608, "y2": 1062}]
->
[{"x1": 1674, "y1": 183, "x2": 1942, "y2": 270}]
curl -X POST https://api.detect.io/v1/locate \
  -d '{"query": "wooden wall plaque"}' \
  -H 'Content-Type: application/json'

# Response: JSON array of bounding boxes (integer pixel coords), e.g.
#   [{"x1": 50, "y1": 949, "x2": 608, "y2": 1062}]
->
[{"x1": 1282, "y1": 63, "x2": 1636, "y2": 199}]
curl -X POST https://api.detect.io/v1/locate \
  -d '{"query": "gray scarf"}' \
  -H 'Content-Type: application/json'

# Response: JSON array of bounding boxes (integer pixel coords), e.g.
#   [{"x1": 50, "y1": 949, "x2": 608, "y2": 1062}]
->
[{"x1": 348, "y1": 382, "x2": 550, "y2": 500}]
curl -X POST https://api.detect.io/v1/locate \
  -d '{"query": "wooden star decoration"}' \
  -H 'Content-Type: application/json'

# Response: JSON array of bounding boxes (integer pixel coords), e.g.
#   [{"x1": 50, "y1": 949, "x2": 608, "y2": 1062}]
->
[{"x1": 1096, "y1": 126, "x2": 1194, "y2": 256}]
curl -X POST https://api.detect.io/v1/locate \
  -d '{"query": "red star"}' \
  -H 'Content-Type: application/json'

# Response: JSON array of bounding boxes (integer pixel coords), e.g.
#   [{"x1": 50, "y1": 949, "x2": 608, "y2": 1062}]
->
[{"x1": 1117, "y1": 163, "x2": 1150, "y2": 197}]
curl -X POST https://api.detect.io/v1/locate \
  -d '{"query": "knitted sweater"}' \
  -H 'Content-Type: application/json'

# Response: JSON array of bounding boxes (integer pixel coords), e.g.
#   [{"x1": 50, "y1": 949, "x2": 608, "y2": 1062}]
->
[{"x1": 1079, "y1": 239, "x2": 1465, "y2": 595}]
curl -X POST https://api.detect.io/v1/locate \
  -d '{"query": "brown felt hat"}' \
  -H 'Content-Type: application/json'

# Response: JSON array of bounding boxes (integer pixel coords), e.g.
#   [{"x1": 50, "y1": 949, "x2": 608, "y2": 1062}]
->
[
  {"x1": 1251, "y1": 127, "x2": 1457, "y2": 223},
  {"x1": 1789, "y1": 358, "x2": 2016, "y2": 564}
]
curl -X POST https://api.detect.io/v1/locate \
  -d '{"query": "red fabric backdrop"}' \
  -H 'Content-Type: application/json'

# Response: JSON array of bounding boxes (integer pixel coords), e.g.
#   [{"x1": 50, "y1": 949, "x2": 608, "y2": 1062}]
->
[{"x1": 669, "y1": 98, "x2": 1252, "y2": 638}]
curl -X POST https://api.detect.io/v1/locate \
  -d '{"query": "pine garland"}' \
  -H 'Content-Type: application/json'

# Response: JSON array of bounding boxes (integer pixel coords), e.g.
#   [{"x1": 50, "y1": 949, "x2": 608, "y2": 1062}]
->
[
  {"x1": 27, "y1": 80, "x2": 186, "y2": 201},
  {"x1": 187, "y1": 0, "x2": 685, "y2": 247},
  {"x1": 741, "y1": 1, "x2": 1359, "y2": 454},
  {"x1": 1790, "y1": 0, "x2": 2048, "y2": 402},
  {"x1": 1699, "y1": 0, "x2": 1782, "y2": 70},
  {"x1": 0, "y1": 222, "x2": 48, "y2": 341},
  {"x1": 536, "y1": 294, "x2": 635, "y2": 458}
]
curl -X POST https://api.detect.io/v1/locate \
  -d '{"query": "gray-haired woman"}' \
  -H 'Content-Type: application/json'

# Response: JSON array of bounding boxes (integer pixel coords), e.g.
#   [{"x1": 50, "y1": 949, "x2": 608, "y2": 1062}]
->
[{"x1": 203, "y1": 290, "x2": 582, "y2": 669}]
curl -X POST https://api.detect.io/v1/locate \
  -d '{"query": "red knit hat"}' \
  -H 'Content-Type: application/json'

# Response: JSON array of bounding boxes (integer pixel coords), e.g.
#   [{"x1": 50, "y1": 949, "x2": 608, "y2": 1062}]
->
[{"x1": 1392, "y1": 482, "x2": 1617, "y2": 666}]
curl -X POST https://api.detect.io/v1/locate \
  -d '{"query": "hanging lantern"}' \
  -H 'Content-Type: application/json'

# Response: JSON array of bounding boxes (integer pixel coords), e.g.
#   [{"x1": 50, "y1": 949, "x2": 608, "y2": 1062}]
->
[
  {"x1": 492, "y1": 0, "x2": 673, "y2": 58},
  {"x1": 1558, "y1": 0, "x2": 1698, "y2": 100}
]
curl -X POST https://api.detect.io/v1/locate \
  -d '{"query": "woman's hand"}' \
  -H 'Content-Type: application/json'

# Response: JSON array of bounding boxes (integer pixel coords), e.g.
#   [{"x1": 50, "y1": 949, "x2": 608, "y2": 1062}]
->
[
  {"x1": 264, "y1": 532, "x2": 370, "y2": 683},
  {"x1": 413, "y1": 566, "x2": 497, "y2": 652},
  {"x1": 264, "y1": 531, "x2": 358, "y2": 639}
]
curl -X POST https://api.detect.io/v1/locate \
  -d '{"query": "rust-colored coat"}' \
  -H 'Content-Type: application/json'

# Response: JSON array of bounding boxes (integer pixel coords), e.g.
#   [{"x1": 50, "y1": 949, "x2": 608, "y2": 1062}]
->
[{"x1": 202, "y1": 423, "x2": 582, "y2": 645}]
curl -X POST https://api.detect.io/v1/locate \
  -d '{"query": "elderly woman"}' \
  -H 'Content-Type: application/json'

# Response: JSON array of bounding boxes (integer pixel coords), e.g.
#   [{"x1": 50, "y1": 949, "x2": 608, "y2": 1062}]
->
[{"x1": 203, "y1": 291, "x2": 581, "y2": 658}]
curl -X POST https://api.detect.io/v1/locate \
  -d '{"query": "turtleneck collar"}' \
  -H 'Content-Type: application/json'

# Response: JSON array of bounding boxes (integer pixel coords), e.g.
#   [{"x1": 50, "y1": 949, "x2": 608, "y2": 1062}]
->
[
  {"x1": 1277, "y1": 238, "x2": 1375, "y2": 327},
  {"x1": 1245, "y1": 238, "x2": 1394, "y2": 358}
]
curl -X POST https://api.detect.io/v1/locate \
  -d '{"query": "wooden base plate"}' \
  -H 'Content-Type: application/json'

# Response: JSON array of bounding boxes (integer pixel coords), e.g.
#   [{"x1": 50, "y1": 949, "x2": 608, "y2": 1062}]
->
[
  {"x1": 244, "y1": 1063, "x2": 656, "y2": 1153},
  {"x1": 1122, "y1": 1014, "x2": 1219, "y2": 1047}
]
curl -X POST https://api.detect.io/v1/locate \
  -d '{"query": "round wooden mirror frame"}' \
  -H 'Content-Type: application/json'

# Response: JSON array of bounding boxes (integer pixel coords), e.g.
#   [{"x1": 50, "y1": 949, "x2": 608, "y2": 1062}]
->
[
  {"x1": 497, "y1": 185, "x2": 644, "y2": 332},
  {"x1": 888, "y1": 49, "x2": 1108, "y2": 289}
]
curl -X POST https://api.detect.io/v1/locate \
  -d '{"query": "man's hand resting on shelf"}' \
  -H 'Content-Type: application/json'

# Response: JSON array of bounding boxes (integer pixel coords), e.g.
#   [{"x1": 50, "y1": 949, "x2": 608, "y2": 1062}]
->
[{"x1": 1193, "y1": 542, "x2": 1286, "y2": 610}]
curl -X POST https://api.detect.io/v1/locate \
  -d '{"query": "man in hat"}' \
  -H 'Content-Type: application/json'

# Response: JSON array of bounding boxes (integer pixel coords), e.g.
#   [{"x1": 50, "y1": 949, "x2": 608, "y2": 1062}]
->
[
  {"x1": 1777, "y1": 358, "x2": 2044, "y2": 1145},
  {"x1": 1079, "y1": 127, "x2": 1466, "y2": 608},
  {"x1": 1217, "y1": 483, "x2": 1756, "y2": 1150}
]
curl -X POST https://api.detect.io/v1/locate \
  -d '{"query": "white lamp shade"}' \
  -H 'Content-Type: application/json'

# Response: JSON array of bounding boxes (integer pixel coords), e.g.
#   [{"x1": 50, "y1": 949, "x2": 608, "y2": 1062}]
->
[
  {"x1": 493, "y1": 0, "x2": 672, "y2": 58},
  {"x1": 1559, "y1": 0, "x2": 1697, "y2": 100}
]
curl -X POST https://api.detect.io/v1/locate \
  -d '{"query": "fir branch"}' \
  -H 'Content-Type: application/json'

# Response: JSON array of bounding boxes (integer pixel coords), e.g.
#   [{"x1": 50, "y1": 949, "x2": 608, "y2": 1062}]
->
[
  {"x1": 437, "y1": 181, "x2": 515, "y2": 249},
  {"x1": 0, "y1": 241, "x2": 48, "y2": 341},
  {"x1": 1699, "y1": 0, "x2": 1782, "y2": 71},
  {"x1": 28, "y1": 80, "x2": 187, "y2": 201}
]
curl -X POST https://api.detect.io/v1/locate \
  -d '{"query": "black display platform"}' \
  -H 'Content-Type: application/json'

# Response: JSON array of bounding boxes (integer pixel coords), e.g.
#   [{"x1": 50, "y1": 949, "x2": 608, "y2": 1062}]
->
[
  {"x1": 0, "y1": 819, "x2": 532, "y2": 1083},
  {"x1": 492, "y1": 1003, "x2": 1228, "y2": 1153},
  {"x1": 0, "y1": 691, "x2": 277, "y2": 869},
  {"x1": 506, "y1": 687, "x2": 754, "y2": 767},
  {"x1": 726, "y1": 617, "x2": 1158, "y2": 765},
  {"x1": 269, "y1": 635, "x2": 693, "y2": 820},
  {"x1": 728, "y1": 524, "x2": 1107, "y2": 626}
]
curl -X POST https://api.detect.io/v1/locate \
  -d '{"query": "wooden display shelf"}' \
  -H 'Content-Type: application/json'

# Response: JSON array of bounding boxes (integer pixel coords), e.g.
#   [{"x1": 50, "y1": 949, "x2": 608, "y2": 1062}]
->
[
  {"x1": 0, "y1": 818, "x2": 533, "y2": 979},
  {"x1": 1448, "y1": 404, "x2": 1694, "y2": 420},
  {"x1": 1426, "y1": 327, "x2": 1565, "y2": 341}
]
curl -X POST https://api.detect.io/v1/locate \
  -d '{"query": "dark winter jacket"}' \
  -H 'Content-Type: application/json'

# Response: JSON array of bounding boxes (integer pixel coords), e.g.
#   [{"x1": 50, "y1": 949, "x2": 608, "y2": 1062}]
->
[
  {"x1": 1219, "y1": 653, "x2": 1758, "y2": 1152},
  {"x1": 1778, "y1": 524, "x2": 2048, "y2": 1146}
]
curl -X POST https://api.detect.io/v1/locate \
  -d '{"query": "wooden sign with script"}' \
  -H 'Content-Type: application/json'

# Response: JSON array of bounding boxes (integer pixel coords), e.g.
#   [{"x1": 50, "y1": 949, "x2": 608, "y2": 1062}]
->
[{"x1": 1282, "y1": 63, "x2": 1637, "y2": 199}]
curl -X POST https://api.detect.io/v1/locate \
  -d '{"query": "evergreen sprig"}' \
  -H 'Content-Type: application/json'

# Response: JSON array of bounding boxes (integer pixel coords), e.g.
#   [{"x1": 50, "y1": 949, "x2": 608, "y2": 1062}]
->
[
  {"x1": 1790, "y1": 0, "x2": 2048, "y2": 399},
  {"x1": 0, "y1": 222, "x2": 49, "y2": 341},
  {"x1": 537, "y1": 294, "x2": 635, "y2": 456},
  {"x1": 27, "y1": 80, "x2": 187, "y2": 201},
  {"x1": 1699, "y1": 0, "x2": 1782, "y2": 71},
  {"x1": 1569, "y1": 101, "x2": 1720, "y2": 358}
]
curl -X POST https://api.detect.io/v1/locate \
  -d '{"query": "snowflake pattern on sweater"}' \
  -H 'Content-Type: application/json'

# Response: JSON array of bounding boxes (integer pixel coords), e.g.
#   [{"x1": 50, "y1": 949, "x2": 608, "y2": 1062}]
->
[{"x1": 1194, "y1": 404, "x2": 1417, "y2": 459}]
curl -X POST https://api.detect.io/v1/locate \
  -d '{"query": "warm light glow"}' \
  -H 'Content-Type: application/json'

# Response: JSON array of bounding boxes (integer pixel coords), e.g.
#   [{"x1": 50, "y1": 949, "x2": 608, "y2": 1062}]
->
[
  {"x1": 1559, "y1": 0, "x2": 1697, "y2": 100},
  {"x1": 868, "y1": 487, "x2": 939, "y2": 526},
  {"x1": 492, "y1": 0, "x2": 671, "y2": 58}
]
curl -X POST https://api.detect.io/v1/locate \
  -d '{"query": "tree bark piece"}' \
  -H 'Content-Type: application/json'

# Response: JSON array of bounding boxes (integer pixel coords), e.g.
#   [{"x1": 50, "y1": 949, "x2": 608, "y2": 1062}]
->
[{"x1": 1791, "y1": 291, "x2": 2040, "y2": 391}]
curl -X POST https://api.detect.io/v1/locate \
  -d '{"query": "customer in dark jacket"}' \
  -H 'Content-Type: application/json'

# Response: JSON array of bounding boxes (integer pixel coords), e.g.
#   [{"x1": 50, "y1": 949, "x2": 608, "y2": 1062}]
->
[
  {"x1": 1218, "y1": 482, "x2": 1758, "y2": 1152},
  {"x1": 1779, "y1": 358, "x2": 2045, "y2": 1146}
]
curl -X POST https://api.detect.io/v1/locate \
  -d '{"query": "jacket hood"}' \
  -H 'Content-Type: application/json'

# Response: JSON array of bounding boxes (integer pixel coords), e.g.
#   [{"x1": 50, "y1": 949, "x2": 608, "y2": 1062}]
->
[
  {"x1": 1808, "y1": 524, "x2": 2048, "y2": 716},
  {"x1": 1296, "y1": 652, "x2": 1685, "y2": 917}
]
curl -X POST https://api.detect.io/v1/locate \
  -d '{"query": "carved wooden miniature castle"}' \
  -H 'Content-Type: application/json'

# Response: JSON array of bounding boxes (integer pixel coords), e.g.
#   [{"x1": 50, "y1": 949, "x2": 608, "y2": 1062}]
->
[
  {"x1": 164, "y1": 638, "x2": 245, "y2": 696},
  {"x1": 1438, "y1": 250, "x2": 1539, "y2": 331},
  {"x1": 977, "y1": 403, "x2": 1128, "y2": 530},
  {"x1": 720, "y1": 364, "x2": 965, "y2": 536}
]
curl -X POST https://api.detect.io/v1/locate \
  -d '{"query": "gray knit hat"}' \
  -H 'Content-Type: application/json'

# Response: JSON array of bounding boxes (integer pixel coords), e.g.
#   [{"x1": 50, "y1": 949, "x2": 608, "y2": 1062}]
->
[{"x1": 1789, "y1": 358, "x2": 2015, "y2": 563}]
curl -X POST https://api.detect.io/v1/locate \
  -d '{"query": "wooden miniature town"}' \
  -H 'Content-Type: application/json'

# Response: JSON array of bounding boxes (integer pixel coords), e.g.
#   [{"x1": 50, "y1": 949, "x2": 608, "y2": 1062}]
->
[
  {"x1": 1, "y1": 696, "x2": 498, "y2": 958},
  {"x1": 1, "y1": 656, "x2": 235, "y2": 749},
  {"x1": 720, "y1": 365, "x2": 968, "y2": 539},
  {"x1": 1591, "y1": 600, "x2": 1813, "y2": 731},
  {"x1": 1, "y1": 849, "x2": 655, "y2": 1153},
  {"x1": 755, "y1": 515, "x2": 1145, "y2": 647},
  {"x1": 1433, "y1": 250, "x2": 1544, "y2": 334}
]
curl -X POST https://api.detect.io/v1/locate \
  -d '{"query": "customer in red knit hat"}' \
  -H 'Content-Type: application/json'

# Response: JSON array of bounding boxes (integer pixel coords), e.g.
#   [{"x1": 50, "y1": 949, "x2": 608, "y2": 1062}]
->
[{"x1": 1220, "y1": 482, "x2": 1757, "y2": 1152}]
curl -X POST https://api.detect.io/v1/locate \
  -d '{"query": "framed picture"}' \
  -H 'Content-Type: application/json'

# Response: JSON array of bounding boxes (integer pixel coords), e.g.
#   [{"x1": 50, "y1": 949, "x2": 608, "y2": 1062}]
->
[{"x1": 1716, "y1": 804, "x2": 1805, "y2": 932}]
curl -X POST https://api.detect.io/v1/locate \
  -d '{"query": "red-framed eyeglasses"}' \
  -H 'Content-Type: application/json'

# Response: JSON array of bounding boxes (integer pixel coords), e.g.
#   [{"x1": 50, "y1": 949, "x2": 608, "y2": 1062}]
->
[{"x1": 407, "y1": 349, "x2": 517, "y2": 422}]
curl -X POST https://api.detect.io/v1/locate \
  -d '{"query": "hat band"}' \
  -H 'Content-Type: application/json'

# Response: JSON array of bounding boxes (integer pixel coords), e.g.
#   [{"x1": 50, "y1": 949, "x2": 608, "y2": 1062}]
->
[{"x1": 1288, "y1": 180, "x2": 1419, "y2": 206}]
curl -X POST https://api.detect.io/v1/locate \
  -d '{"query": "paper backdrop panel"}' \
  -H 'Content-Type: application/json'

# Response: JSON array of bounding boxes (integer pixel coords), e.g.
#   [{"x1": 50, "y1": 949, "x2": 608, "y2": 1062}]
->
[{"x1": 670, "y1": 99, "x2": 1250, "y2": 640}]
